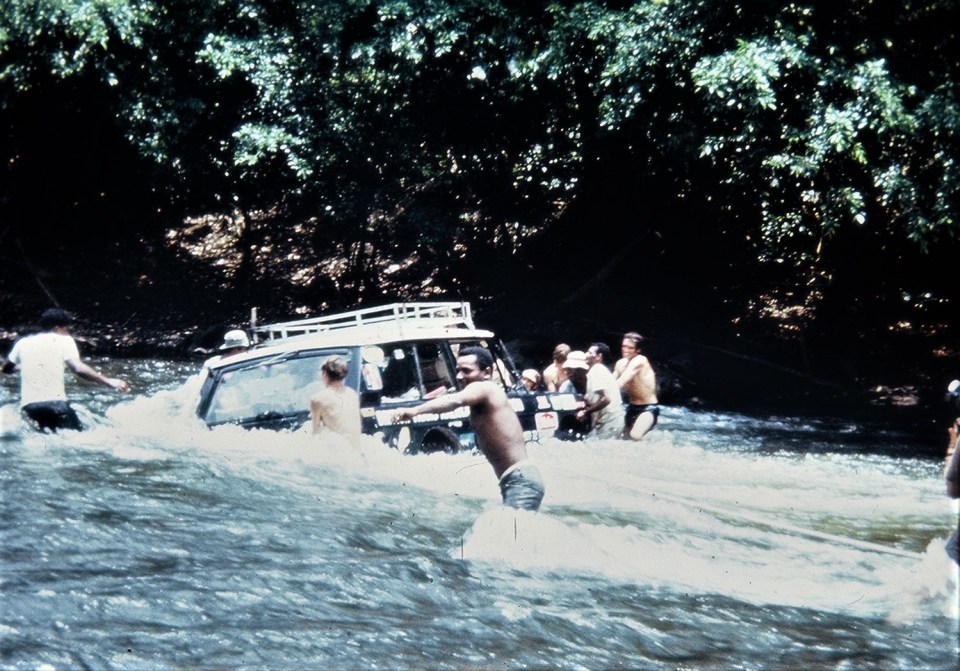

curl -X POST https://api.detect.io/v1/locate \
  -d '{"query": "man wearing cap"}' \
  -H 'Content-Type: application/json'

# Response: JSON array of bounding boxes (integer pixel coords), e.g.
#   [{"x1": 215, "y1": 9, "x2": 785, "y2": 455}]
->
[
  {"x1": 2, "y1": 307, "x2": 130, "y2": 432},
  {"x1": 218, "y1": 329, "x2": 250, "y2": 357},
  {"x1": 560, "y1": 349, "x2": 589, "y2": 395},
  {"x1": 202, "y1": 329, "x2": 251, "y2": 369},
  {"x1": 559, "y1": 350, "x2": 590, "y2": 436},
  {"x1": 520, "y1": 369, "x2": 541, "y2": 392}
]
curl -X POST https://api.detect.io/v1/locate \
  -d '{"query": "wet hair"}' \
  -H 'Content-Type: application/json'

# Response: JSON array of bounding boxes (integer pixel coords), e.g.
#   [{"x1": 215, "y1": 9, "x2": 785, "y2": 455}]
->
[
  {"x1": 459, "y1": 346, "x2": 493, "y2": 371},
  {"x1": 590, "y1": 342, "x2": 611, "y2": 363},
  {"x1": 623, "y1": 332, "x2": 644, "y2": 348},
  {"x1": 552, "y1": 343, "x2": 571, "y2": 363},
  {"x1": 40, "y1": 308, "x2": 73, "y2": 329},
  {"x1": 321, "y1": 355, "x2": 349, "y2": 381}
]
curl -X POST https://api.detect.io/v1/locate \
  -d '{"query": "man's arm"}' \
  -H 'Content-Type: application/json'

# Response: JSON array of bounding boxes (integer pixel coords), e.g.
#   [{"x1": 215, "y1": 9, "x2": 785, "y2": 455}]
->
[
  {"x1": 394, "y1": 383, "x2": 487, "y2": 421},
  {"x1": 946, "y1": 418, "x2": 960, "y2": 497},
  {"x1": 615, "y1": 357, "x2": 642, "y2": 388},
  {"x1": 66, "y1": 358, "x2": 130, "y2": 392},
  {"x1": 578, "y1": 389, "x2": 611, "y2": 421}
]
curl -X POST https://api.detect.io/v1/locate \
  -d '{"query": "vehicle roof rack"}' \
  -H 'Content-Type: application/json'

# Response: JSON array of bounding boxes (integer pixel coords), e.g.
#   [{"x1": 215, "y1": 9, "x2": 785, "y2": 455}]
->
[{"x1": 250, "y1": 301, "x2": 476, "y2": 342}]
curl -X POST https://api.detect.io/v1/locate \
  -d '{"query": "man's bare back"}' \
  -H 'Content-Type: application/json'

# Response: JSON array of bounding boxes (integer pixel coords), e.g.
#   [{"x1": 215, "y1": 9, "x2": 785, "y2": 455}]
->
[
  {"x1": 310, "y1": 355, "x2": 362, "y2": 447},
  {"x1": 310, "y1": 384, "x2": 361, "y2": 447}
]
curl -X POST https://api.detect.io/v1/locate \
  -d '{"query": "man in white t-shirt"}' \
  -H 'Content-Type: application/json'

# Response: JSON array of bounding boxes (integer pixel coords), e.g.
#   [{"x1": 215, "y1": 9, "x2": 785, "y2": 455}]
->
[
  {"x1": 578, "y1": 342, "x2": 626, "y2": 440},
  {"x1": 2, "y1": 308, "x2": 129, "y2": 432}
]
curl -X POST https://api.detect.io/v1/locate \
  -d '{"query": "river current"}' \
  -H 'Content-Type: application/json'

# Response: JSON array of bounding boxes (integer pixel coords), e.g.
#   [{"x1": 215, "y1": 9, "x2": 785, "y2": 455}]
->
[{"x1": 1, "y1": 358, "x2": 958, "y2": 670}]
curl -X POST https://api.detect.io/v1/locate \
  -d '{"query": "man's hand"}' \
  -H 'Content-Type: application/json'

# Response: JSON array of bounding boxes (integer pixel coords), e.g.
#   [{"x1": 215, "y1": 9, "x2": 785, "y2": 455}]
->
[
  {"x1": 108, "y1": 378, "x2": 130, "y2": 393},
  {"x1": 393, "y1": 408, "x2": 417, "y2": 423}
]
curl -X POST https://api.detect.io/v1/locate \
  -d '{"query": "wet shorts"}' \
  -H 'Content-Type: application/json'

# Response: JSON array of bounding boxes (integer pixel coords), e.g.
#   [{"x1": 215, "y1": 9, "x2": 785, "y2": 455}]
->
[
  {"x1": 498, "y1": 461, "x2": 545, "y2": 512},
  {"x1": 625, "y1": 403, "x2": 660, "y2": 431},
  {"x1": 22, "y1": 401, "x2": 83, "y2": 432}
]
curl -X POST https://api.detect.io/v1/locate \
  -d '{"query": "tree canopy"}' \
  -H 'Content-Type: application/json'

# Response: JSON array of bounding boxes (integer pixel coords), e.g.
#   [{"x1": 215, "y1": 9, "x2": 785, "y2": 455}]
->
[{"x1": 1, "y1": 0, "x2": 957, "y2": 372}]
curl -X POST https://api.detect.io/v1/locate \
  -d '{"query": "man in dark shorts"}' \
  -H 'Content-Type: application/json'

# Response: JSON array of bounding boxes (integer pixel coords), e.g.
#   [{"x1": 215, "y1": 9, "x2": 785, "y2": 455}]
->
[
  {"x1": 624, "y1": 402, "x2": 660, "y2": 435},
  {"x1": 393, "y1": 346, "x2": 544, "y2": 511},
  {"x1": 2, "y1": 308, "x2": 130, "y2": 432},
  {"x1": 614, "y1": 331, "x2": 660, "y2": 441}
]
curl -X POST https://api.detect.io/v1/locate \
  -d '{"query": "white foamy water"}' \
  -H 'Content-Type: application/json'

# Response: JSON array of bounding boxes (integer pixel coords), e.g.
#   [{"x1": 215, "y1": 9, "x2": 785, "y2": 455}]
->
[{"x1": 1, "y1": 358, "x2": 957, "y2": 670}]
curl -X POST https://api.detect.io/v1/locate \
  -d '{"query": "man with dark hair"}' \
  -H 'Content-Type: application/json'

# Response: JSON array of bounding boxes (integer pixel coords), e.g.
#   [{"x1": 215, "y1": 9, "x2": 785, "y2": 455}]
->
[
  {"x1": 310, "y1": 354, "x2": 362, "y2": 448},
  {"x1": 581, "y1": 342, "x2": 626, "y2": 440},
  {"x1": 393, "y1": 345, "x2": 545, "y2": 511},
  {"x1": 2, "y1": 308, "x2": 130, "y2": 432},
  {"x1": 614, "y1": 331, "x2": 660, "y2": 440}
]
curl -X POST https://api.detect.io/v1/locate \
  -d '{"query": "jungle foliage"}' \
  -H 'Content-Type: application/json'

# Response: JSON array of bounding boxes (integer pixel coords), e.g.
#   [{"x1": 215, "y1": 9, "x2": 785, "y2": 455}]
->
[{"x1": 1, "y1": 1, "x2": 957, "y2": 367}]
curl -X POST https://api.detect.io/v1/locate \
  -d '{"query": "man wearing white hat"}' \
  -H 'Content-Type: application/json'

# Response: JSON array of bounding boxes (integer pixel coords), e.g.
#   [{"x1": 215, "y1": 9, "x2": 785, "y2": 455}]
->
[{"x1": 201, "y1": 329, "x2": 250, "y2": 369}]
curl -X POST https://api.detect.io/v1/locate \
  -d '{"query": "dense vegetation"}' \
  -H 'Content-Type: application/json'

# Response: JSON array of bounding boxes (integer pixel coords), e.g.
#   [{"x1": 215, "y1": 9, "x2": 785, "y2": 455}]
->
[{"x1": 1, "y1": 0, "x2": 957, "y2": 417}]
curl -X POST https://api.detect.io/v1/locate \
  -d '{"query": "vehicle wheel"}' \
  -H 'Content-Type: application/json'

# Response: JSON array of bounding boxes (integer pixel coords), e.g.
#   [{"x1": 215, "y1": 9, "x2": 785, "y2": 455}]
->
[{"x1": 410, "y1": 427, "x2": 463, "y2": 455}]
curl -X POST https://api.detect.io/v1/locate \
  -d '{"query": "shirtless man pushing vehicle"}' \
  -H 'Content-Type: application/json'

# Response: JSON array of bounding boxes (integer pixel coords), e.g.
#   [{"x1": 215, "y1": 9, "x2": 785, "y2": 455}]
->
[
  {"x1": 392, "y1": 346, "x2": 544, "y2": 511},
  {"x1": 614, "y1": 331, "x2": 660, "y2": 441}
]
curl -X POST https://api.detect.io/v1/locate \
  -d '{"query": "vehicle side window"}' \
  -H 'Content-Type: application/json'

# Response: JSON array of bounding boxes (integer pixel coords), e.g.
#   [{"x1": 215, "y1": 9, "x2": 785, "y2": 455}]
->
[
  {"x1": 416, "y1": 342, "x2": 455, "y2": 398},
  {"x1": 371, "y1": 342, "x2": 456, "y2": 403},
  {"x1": 379, "y1": 345, "x2": 421, "y2": 402}
]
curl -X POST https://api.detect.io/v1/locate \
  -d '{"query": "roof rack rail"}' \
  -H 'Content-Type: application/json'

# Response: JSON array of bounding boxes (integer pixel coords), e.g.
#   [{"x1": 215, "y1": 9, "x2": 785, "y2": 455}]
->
[{"x1": 250, "y1": 301, "x2": 475, "y2": 342}]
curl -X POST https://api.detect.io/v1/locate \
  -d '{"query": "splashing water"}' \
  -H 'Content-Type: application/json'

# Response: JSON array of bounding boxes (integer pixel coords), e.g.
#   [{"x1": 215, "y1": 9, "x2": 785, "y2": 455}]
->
[{"x1": 0, "y1": 359, "x2": 957, "y2": 670}]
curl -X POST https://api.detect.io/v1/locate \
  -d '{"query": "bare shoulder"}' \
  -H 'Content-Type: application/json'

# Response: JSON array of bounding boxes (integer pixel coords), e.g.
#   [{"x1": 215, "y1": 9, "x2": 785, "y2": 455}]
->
[
  {"x1": 461, "y1": 380, "x2": 503, "y2": 404},
  {"x1": 311, "y1": 388, "x2": 334, "y2": 404}
]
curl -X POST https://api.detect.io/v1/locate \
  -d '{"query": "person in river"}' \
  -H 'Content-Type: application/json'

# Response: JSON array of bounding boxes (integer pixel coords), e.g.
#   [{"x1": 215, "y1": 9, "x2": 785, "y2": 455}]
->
[
  {"x1": 310, "y1": 355, "x2": 362, "y2": 449},
  {"x1": 200, "y1": 329, "x2": 251, "y2": 370},
  {"x1": 614, "y1": 331, "x2": 660, "y2": 441},
  {"x1": 392, "y1": 346, "x2": 545, "y2": 512},
  {"x1": 559, "y1": 350, "x2": 592, "y2": 437},
  {"x1": 520, "y1": 368, "x2": 541, "y2": 392},
  {"x1": 542, "y1": 343, "x2": 571, "y2": 392},
  {"x1": 559, "y1": 350, "x2": 589, "y2": 395},
  {"x1": 580, "y1": 342, "x2": 626, "y2": 440},
  {"x1": 1, "y1": 307, "x2": 130, "y2": 432},
  {"x1": 944, "y1": 381, "x2": 960, "y2": 565}
]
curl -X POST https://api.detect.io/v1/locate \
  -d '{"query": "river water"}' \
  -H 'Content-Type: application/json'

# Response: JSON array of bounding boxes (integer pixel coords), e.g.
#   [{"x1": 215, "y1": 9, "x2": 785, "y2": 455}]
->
[{"x1": 1, "y1": 358, "x2": 957, "y2": 670}]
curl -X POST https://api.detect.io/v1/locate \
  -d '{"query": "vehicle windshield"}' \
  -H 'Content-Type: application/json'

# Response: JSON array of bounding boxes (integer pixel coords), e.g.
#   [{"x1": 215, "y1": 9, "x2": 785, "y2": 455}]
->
[
  {"x1": 205, "y1": 351, "x2": 347, "y2": 424},
  {"x1": 200, "y1": 338, "x2": 520, "y2": 426}
]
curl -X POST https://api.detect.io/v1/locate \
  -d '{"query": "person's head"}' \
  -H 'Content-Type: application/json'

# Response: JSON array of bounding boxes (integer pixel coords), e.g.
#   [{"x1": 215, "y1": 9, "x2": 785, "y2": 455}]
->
[
  {"x1": 40, "y1": 308, "x2": 73, "y2": 330},
  {"x1": 456, "y1": 346, "x2": 494, "y2": 384},
  {"x1": 562, "y1": 350, "x2": 589, "y2": 373},
  {"x1": 561, "y1": 351, "x2": 589, "y2": 392},
  {"x1": 521, "y1": 368, "x2": 541, "y2": 391},
  {"x1": 321, "y1": 355, "x2": 349, "y2": 382},
  {"x1": 586, "y1": 342, "x2": 611, "y2": 367},
  {"x1": 552, "y1": 343, "x2": 572, "y2": 364},
  {"x1": 621, "y1": 332, "x2": 644, "y2": 359},
  {"x1": 219, "y1": 329, "x2": 250, "y2": 353}
]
